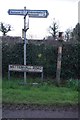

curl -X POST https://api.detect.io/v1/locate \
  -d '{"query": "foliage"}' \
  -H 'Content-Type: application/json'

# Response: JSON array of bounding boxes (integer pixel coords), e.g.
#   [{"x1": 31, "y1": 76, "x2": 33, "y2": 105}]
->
[
  {"x1": 61, "y1": 43, "x2": 78, "y2": 79},
  {"x1": 2, "y1": 40, "x2": 79, "y2": 80},
  {"x1": 72, "y1": 23, "x2": 80, "y2": 42},
  {"x1": 66, "y1": 79, "x2": 79, "y2": 91}
]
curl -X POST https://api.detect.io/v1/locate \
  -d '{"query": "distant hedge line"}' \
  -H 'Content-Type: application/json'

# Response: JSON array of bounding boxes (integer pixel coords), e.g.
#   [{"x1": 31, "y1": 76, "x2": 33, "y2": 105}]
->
[{"x1": 2, "y1": 42, "x2": 79, "y2": 79}]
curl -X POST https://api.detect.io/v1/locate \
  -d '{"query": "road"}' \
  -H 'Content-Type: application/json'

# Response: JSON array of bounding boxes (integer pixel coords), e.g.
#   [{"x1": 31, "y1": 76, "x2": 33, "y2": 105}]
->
[
  {"x1": 2, "y1": 104, "x2": 79, "y2": 118},
  {"x1": 0, "y1": 105, "x2": 2, "y2": 119}
]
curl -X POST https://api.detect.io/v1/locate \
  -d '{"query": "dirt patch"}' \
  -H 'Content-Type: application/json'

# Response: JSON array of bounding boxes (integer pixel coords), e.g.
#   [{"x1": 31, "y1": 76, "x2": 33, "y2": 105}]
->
[{"x1": 2, "y1": 103, "x2": 78, "y2": 111}]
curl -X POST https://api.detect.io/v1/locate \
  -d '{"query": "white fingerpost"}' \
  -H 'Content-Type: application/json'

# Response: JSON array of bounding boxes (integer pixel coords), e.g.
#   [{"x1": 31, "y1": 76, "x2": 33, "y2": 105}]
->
[{"x1": 23, "y1": 6, "x2": 29, "y2": 83}]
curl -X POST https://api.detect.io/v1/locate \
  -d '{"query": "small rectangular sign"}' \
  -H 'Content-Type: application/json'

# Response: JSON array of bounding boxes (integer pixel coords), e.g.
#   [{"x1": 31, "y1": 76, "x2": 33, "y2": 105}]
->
[{"x1": 9, "y1": 64, "x2": 43, "y2": 73}]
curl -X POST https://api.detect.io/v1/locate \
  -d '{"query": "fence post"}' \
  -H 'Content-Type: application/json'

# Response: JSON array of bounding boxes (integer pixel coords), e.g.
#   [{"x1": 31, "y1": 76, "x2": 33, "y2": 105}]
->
[{"x1": 56, "y1": 32, "x2": 63, "y2": 86}]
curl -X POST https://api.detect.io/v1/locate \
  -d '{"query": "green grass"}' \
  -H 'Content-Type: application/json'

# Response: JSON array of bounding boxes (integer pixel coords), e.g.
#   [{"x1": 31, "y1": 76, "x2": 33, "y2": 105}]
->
[
  {"x1": 2, "y1": 78, "x2": 78, "y2": 106},
  {"x1": 0, "y1": 78, "x2": 2, "y2": 104}
]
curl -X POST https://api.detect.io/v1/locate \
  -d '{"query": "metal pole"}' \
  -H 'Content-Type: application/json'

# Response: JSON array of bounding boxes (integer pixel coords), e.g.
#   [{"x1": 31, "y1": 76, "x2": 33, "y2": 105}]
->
[
  {"x1": 41, "y1": 72, "x2": 43, "y2": 80},
  {"x1": 8, "y1": 70, "x2": 10, "y2": 80},
  {"x1": 24, "y1": 7, "x2": 27, "y2": 83}
]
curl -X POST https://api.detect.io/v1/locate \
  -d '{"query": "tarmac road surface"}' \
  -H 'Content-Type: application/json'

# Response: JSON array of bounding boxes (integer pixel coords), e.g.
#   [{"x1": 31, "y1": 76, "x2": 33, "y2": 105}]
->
[
  {"x1": 2, "y1": 109, "x2": 78, "y2": 118},
  {"x1": 2, "y1": 104, "x2": 79, "y2": 118},
  {"x1": 0, "y1": 105, "x2": 2, "y2": 119}
]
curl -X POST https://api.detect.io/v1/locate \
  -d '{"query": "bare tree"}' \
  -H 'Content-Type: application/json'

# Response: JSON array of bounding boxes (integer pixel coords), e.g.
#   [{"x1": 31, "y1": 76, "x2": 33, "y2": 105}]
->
[
  {"x1": 49, "y1": 18, "x2": 59, "y2": 40},
  {"x1": 65, "y1": 28, "x2": 72, "y2": 41},
  {"x1": 0, "y1": 22, "x2": 11, "y2": 36}
]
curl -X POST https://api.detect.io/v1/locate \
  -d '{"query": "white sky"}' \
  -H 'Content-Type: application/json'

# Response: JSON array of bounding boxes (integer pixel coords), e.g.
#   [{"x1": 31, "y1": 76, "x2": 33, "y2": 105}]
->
[{"x1": 0, "y1": 0, "x2": 79, "y2": 39}]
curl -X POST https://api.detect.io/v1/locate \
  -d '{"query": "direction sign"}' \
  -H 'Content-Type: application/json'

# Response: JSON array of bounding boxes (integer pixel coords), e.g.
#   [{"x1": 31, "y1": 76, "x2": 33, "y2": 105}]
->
[{"x1": 8, "y1": 9, "x2": 49, "y2": 18}]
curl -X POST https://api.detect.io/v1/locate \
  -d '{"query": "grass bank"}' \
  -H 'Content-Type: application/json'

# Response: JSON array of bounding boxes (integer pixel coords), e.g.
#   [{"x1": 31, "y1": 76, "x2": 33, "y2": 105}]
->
[
  {"x1": 2, "y1": 78, "x2": 78, "y2": 106},
  {"x1": 0, "y1": 79, "x2": 2, "y2": 104}
]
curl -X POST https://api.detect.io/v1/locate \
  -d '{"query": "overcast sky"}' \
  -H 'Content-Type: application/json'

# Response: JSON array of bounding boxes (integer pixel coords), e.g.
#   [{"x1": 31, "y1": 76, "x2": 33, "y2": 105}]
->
[{"x1": 0, "y1": 0, "x2": 79, "y2": 39}]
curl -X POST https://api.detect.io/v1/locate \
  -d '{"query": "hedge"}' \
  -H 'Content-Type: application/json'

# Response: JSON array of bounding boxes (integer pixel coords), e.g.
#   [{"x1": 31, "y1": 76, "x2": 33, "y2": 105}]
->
[{"x1": 2, "y1": 41, "x2": 79, "y2": 79}]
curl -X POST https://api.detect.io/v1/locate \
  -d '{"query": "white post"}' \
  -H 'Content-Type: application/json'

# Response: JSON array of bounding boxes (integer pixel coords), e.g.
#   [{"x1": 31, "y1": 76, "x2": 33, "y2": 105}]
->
[
  {"x1": 23, "y1": 7, "x2": 29, "y2": 83},
  {"x1": 24, "y1": 7, "x2": 27, "y2": 83}
]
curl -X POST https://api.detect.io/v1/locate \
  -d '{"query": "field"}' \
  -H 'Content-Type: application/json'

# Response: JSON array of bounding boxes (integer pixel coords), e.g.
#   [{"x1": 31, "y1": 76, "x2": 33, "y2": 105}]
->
[{"x1": 2, "y1": 78, "x2": 78, "y2": 106}]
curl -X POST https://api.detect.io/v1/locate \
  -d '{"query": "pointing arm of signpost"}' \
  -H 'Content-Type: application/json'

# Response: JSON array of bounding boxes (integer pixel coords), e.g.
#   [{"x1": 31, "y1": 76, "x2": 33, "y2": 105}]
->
[{"x1": 8, "y1": 9, "x2": 49, "y2": 18}]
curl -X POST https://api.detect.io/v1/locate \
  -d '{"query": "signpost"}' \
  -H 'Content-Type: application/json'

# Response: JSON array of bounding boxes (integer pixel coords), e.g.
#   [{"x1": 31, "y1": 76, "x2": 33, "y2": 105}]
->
[{"x1": 8, "y1": 7, "x2": 49, "y2": 83}]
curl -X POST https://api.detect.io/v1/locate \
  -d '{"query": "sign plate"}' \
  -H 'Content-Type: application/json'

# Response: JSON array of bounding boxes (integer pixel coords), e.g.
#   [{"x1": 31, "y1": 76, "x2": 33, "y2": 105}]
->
[
  {"x1": 8, "y1": 9, "x2": 49, "y2": 18},
  {"x1": 9, "y1": 64, "x2": 43, "y2": 73}
]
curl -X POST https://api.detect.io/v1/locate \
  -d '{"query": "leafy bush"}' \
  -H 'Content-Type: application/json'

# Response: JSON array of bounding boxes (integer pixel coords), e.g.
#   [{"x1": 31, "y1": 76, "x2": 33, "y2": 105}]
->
[
  {"x1": 66, "y1": 79, "x2": 79, "y2": 91},
  {"x1": 61, "y1": 43, "x2": 78, "y2": 79},
  {"x1": 2, "y1": 39, "x2": 79, "y2": 80}
]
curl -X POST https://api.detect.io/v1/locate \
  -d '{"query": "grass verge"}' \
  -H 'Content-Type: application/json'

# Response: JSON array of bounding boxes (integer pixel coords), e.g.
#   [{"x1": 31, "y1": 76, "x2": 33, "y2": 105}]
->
[{"x1": 2, "y1": 78, "x2": 78, "y2": 106}]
